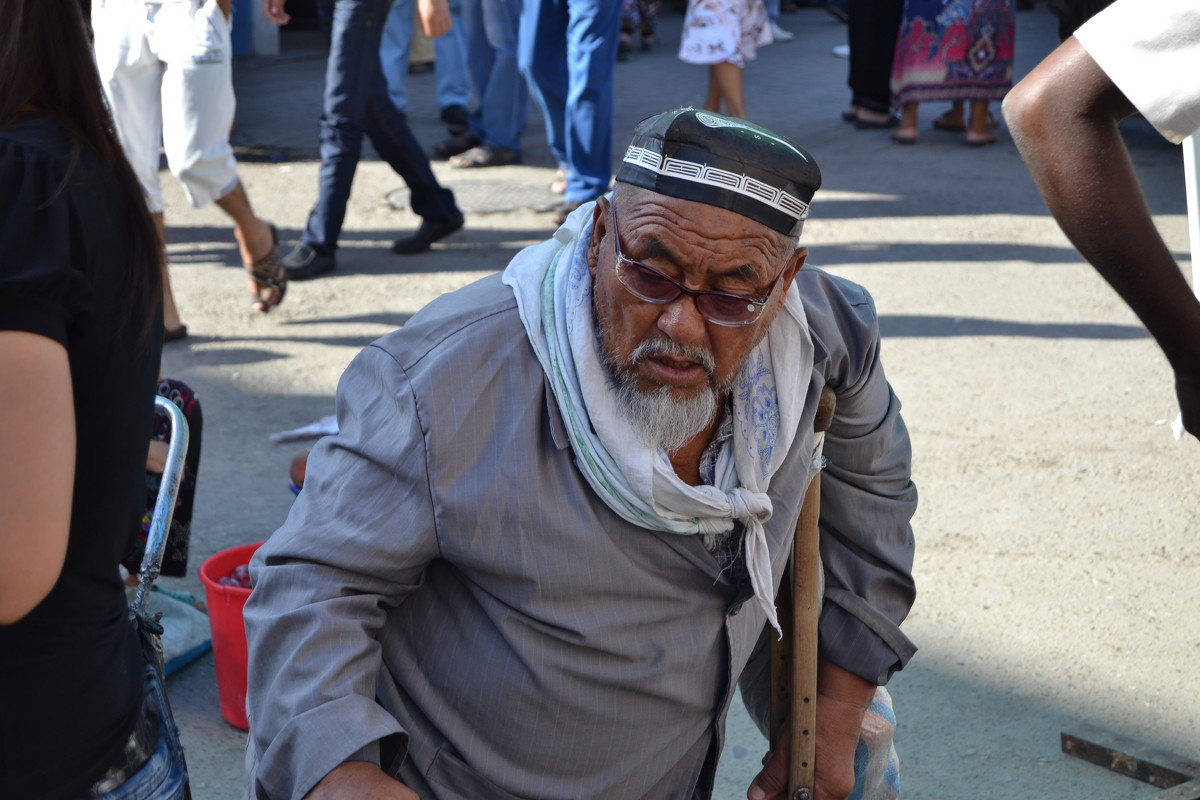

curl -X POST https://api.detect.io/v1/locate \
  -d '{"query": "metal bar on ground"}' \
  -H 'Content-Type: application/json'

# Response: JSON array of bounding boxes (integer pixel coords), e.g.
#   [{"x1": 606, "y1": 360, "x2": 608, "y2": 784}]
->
[{"x1": 1061, "y1": 725, "x2": 1200, "y2": 790}]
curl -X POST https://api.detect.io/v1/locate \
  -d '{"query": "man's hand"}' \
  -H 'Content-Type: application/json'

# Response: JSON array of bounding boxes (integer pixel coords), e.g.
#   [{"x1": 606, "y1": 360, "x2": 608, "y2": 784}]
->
[
  {"x1": 302, "y1": 762, "x2": 418, "y2": 800},
  {"x1": 262, "y1": 0, "x2": 290, "y2": 26},
  {"x1": 417, "y1": 0, "x2": 452, "y2": 39},
  {"x1": 748, "y1": 660, "x2": 876, "y2": 800}
]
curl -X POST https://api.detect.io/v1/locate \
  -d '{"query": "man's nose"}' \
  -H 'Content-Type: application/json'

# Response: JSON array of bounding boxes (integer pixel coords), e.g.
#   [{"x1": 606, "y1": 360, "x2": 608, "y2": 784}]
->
[{"x1": 655, "y1": 292, "x2": 707, "y2": 343}]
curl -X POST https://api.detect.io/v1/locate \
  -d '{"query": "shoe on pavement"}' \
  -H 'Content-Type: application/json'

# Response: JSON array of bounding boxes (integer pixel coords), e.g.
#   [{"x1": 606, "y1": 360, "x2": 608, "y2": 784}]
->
[
  {"x1": 391, "y1": 214, "x2": 464, "y2": 255},
  {"x1": 770, "y1": 21, "x2": 795, "y2": 42},
  {"x1": 432, "y1": 132, "x2": 481, "y2": 160},
  {"x1": 282, "y1": 243, "x2": 336, "y2": 280},
  {"x1": 449, "y1": 144, "x2": 521, "y2": 168},
  {"x1": 440, "y1": 103, "x2": 471, "y2": 137}
]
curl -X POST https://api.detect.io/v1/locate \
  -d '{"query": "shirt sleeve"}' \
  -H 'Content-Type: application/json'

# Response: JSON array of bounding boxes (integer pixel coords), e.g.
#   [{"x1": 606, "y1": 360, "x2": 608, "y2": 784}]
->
[
  {"x1": 0, "y1": 137, "x2": 89, "y2": 343},
  {"x1": 805, "y1": 270, "x2": 918, "y2": 686},
  {"x1": 244, "y1": 343, "x2": 441, "y2": 800},
  {"x1": 1075, "y1": 0, "x2": 1200, "y2": 144}
]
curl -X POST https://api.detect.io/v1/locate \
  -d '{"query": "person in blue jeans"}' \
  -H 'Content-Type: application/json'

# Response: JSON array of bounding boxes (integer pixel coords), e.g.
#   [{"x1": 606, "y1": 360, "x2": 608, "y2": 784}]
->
[
  {"x1": 93, "y1": 659, "x2": 191, "y2": 800},
  {"x1": 518, "y1": 0, "x2": 621, "y2": 224},
  {"x1": 263, "y1": 0, "x2": 465, "y2": 280},
  {"x1": 447, "y1": 0, "x2": 529, "y2": 168},
  {"x1": 380, "y1": 0, "x2": 475, "y2": 157}
]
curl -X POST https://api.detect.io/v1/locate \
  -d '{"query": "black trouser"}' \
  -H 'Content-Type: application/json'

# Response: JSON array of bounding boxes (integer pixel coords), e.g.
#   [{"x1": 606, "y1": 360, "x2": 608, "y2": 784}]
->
[{"x1": 847, "y1": 0, "x2": 905, "y2": 113}]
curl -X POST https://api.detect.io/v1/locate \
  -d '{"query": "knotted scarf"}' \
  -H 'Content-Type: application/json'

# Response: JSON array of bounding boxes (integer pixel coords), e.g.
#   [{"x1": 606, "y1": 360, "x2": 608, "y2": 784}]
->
[{"x1": 502, "y1": 203, "x2": 814, "y2": 634}]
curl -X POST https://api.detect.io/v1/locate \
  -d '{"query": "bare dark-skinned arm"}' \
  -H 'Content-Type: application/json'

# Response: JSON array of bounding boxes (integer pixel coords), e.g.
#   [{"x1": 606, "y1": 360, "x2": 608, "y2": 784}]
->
[{"x1": 1003, "y1": 37, "x2": 1200, "y2": 438}]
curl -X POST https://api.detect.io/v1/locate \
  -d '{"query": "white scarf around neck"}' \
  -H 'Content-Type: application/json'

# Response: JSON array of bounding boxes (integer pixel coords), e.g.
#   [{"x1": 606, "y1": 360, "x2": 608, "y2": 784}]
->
[{"x1": 502, "y1": 202, "x2": 815, "y2": 634}]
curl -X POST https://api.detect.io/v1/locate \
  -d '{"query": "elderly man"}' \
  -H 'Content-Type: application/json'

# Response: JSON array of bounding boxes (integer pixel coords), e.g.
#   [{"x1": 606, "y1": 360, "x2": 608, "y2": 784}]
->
[{"x1": 244, "y1": 109, "x2": 917, "y2": 800}]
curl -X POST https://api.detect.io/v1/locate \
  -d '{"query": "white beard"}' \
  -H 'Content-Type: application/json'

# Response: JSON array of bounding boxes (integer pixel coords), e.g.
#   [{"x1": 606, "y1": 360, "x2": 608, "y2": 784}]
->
[{"x1": 601, "y1": 335, "x2": 722, "y2": 453}]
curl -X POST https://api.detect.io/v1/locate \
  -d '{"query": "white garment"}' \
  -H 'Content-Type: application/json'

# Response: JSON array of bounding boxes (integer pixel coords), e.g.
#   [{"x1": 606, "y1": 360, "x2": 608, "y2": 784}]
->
[
  {"x1": 1075, "y1": 0, "x2": 1200, "y2": 144},
  {"x1": 678, "y1": 0, "x2": 772, "y2": 68},
  {"x1": 92, "y1": 0, "x2": 239, "y2": 210}
]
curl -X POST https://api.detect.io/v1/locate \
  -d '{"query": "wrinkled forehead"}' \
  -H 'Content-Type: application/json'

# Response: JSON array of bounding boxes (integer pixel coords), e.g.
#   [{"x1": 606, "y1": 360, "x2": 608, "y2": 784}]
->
[
  {"x1": 614, "y1": 108, "x2": 822, "y2": 238},
  {"x1": 611, "y1": 185, "x2": 795, "y2": 260}
]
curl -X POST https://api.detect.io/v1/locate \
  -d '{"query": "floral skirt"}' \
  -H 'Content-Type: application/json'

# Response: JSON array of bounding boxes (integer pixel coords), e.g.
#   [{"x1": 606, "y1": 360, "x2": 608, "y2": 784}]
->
[
  {"x1": 678, "y1": 0, "x2": 771, "y2": 68},
  {"x1": 890, "y1": 0, "x2": 1014, "y2": 106}
]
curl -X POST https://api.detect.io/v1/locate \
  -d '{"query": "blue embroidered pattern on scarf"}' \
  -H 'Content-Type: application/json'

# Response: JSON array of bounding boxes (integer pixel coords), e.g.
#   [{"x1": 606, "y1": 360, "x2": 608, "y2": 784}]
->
[{"x1": 734, "y1": 350, "x2": 780, "y2": 481}]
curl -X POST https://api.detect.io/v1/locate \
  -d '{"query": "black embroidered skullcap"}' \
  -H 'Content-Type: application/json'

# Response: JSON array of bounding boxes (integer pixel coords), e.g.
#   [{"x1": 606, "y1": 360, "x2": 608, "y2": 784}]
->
[{"x1": 615, "y1": 108, "x2": 821, "y2": 237}]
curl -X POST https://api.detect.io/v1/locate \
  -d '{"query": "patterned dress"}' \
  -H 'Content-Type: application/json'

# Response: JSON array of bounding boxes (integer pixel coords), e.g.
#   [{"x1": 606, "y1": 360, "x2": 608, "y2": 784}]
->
[
  {"x1": 678, "y1": 0, "x2": 772, "y2": 68},
  {"x1": 890, "y1": 0, "x2": 1015, "y2": 106}
]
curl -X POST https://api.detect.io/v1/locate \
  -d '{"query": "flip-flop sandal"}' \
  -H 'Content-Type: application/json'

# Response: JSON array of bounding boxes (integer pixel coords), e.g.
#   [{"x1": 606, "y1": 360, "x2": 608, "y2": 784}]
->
[
  {"x1": 965, "y1": 132, "x2": 998, "y2": 147},
  {"x1": 931, "y1": 111, "x2": 966, "y2": 132},
  {"x1": 247, "y1": 224, "x2": 286, "y2": 313},
  {"x1": 891, "y1": 130, "x2": 918, "y2": 145},
  {"x1": 934, "y1": 111, "x2": 999, "y2": 132}
]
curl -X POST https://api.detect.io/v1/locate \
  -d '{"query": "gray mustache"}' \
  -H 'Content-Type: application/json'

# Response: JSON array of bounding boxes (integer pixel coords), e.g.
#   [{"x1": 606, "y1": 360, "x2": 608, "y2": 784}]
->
[{"x1": 629, "y1": 338, "x2": 715, "y2": 375}]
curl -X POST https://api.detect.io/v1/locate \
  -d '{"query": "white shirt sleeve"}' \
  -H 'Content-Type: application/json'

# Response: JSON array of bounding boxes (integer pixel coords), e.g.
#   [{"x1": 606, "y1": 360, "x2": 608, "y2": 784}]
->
[{"x1": 1075, "y1": 0, "x2": 1200, "y2": 144}]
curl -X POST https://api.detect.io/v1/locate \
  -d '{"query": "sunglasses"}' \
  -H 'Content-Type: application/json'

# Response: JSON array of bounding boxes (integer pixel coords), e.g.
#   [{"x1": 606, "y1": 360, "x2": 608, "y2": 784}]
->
[{"x1": 609, "y1": 206, "x2": 784, "y2": 327}]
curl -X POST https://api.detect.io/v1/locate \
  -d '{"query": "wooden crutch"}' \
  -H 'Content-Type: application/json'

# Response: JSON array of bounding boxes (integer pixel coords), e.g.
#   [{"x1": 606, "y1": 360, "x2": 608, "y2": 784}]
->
[{"x1": 769, "y1": 385, "x2": 836, "y2": 800}]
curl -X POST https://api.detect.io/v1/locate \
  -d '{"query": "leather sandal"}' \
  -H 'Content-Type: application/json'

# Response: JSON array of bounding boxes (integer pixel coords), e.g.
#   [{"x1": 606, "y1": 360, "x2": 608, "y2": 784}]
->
[
  {"x1": 247, "y1": 224, "x2": 286, "y2": 313},
  {"x1": 933, "y1": 110, "x2": 999, "y2": 132}
]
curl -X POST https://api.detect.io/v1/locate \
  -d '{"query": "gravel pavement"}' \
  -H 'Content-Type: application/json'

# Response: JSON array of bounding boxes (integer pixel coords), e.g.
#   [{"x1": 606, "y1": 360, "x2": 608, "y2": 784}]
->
[{"x1": 153, "y1": 7, "x2": 1197, "y2": 798}]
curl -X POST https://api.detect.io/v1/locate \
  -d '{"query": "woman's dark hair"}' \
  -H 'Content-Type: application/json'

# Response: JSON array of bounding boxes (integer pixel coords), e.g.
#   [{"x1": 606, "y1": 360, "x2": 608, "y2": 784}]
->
[{"x1": 0, "y1": 0, "x2": 163, "y2": 346}]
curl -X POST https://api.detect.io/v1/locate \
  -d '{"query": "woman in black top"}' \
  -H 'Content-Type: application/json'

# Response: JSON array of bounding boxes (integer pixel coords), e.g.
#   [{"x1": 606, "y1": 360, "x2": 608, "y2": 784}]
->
[{"x1": 0, "y1": 1, "x2": 183, "y2": 797}]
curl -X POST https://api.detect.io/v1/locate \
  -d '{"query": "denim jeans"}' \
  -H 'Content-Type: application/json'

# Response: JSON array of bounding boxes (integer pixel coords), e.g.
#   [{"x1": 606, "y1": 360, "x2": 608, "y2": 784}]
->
[
  {"x1": 94, "y1": 660, "x2": 189, "y2": 800},
  {"x1": 380, "y1": 0, "x2": 472, "y2": 114},
  {"x1": 462, "y1": 0, "x2": 528, "y2": 154},
  {"x1": 518, "y1": 0, "x2": 620, "y2": 203},
  {"x1": 305, "y1": 0, "x2": 460, "y2": 250}
]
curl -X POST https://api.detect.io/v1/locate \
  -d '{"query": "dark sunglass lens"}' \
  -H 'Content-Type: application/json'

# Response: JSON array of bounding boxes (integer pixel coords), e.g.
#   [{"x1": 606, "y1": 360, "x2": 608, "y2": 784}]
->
[
  {"x1": 624, "y1": 261, "x2": 680, "y2": 301},
  {"x1": 700, "y1": 293, "x2": 758, "y2": 324}
]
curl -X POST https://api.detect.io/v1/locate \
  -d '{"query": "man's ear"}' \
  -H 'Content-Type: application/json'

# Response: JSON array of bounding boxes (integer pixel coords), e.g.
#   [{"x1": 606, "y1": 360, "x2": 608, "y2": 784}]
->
[
  {"x1": 587, "y1": 196, "x2": 611, "y2": 278},
  {"x1": 780, "y1": 246, "x2": 808, "y2": 292}
]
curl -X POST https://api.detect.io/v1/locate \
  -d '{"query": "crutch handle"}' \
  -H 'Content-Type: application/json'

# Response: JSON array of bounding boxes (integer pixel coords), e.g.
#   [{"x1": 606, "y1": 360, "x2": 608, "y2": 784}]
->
[{"x1": 130, "y1": 395, "x2": 190, "y2": 620}]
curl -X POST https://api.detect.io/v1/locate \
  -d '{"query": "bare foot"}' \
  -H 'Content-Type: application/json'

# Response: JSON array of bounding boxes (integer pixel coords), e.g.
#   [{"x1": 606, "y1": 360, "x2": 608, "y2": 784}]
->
[{"x1": 234, "y1": 218, "x2": 275, "y2": 268}]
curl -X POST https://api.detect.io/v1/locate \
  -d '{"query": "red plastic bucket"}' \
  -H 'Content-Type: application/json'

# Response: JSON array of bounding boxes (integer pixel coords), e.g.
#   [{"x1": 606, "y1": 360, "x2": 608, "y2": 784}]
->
[{"x1": 198, "y1": 542, "x2": 262, "y2": 730}]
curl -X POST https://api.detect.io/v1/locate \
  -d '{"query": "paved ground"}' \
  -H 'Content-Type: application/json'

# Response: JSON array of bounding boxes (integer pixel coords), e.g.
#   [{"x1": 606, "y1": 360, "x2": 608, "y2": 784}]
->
[{"x1": 153, "y1": 6, "x2": 1197, "y2": 798}]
